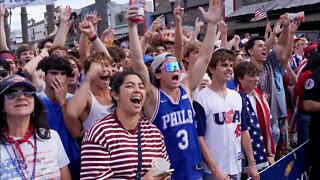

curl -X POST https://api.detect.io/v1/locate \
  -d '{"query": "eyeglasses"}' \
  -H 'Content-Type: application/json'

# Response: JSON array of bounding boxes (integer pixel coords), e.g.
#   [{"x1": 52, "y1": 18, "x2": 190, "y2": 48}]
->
[
  {"x1": 0, "y1": 70, "x2": 8, "y2": 78},
  {"x1": 4, "y1": 90, "x2": 35, "y2": 100},
  {"x1": 161, "y1": 62, "x2": 180, "y2": 72}
]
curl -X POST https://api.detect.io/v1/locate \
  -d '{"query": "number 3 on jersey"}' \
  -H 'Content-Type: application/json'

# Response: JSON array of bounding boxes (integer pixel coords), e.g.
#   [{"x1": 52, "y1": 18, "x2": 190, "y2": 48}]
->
[{"x1": 177, "y1": 129, "x2": 188, "y2": 150}]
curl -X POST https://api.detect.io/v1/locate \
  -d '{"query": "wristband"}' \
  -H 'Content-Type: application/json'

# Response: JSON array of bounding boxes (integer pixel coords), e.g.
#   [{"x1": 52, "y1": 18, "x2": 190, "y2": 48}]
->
[{"x1": 89, "y1": 33, "x2": 97, "y2": 41}]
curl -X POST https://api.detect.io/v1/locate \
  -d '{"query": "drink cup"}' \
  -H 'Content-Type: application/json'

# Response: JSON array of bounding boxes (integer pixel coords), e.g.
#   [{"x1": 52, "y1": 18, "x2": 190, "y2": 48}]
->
[
  {"x1": 288, "y1": 11, "x2": 305, "y2": 22},
  {"x1": 151, "y1": 158, "x2": 170, "y2": 176}
]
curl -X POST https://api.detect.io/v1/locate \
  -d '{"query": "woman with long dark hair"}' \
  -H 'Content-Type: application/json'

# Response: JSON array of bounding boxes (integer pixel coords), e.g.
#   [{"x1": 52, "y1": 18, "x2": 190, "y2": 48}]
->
[{"x1": 0, "y1": 75, "x2": 71, "y2": 179}]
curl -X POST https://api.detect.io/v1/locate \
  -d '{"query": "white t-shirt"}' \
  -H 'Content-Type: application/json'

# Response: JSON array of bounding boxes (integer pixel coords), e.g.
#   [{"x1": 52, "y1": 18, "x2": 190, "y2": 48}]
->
[{"x1": 0, "y1": 129, "x2": 69, "y2": 180}]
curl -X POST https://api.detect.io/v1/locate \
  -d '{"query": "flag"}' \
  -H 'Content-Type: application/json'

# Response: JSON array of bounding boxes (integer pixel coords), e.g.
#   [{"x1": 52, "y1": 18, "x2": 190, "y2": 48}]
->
[{"x1": 251, "y1": 6, "x2": 268, "y2": 22}]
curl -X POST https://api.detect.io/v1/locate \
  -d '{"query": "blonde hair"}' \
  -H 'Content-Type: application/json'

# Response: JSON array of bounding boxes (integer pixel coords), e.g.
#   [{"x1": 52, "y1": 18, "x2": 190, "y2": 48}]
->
[{"x1": 83, "y1": 52, "x2": 113, "y2": 73}]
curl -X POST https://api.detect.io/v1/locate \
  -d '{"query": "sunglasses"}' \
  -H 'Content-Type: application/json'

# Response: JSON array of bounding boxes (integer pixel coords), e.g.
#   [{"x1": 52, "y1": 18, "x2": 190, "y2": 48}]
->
[
  {"x1": 4, "y1": 90, "x2": 35, "y2": 100},
  {"x1": 161, "y1": 62, "x2": 181, "y2": 72},
  {"x1": 0, "y1": 70, "x2": 8, "y2": 78}
]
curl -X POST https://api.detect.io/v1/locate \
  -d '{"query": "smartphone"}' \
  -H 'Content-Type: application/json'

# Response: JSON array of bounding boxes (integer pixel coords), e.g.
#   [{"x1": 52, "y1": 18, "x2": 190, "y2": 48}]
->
[{"x1": 68, "y1": 12, "x2": 77, "y2": 21}]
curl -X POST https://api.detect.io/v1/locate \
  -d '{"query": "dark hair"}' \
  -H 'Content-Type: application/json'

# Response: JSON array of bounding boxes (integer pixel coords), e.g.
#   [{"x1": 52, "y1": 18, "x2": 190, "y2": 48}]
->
[
  {"x1": 302, "y1": 51, "x2": 320, "y2": 73},
  {"x1": 234, "y1": 61, "x2": 260, "y2": 84},
  {"x1": 208, "y1": 48, "x2": 236, "y2": 78},
  {"x1": 244, "y1": 36, "x2": 265, "y2": 57},
  {"x1": 68, "y1": 55, "x2": 81, "y2": 72},
  {"x1": 0, "y1": 58, "x2": 11, "y2": 71},
  {"x1": 0, "y1": 93, "x2": 50, "y2": 143},
  {"x1": 146, "y1": 46, "x2": 158, "y2": 55},
  {"x1": 36, "y1": 55, "x2": 74, "y2": 77},
  {"x1": 107, "y1": 46, "x2": 126, "y2": 63},
  {"x1": 16, "y1": 44, "x2": 36, "y2": 59},
  {"x1": 110, "y1": 70, "x2": 145, "y2": 106},
  {"x1": 37, "y1": 37, "x2": 54, "y2": 50}
]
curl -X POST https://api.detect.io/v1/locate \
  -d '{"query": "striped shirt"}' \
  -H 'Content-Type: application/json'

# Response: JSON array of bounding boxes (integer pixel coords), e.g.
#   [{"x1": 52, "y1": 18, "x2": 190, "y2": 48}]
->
[{"x1": 80, "y1": 112, "x2": 169, "y2": 180}]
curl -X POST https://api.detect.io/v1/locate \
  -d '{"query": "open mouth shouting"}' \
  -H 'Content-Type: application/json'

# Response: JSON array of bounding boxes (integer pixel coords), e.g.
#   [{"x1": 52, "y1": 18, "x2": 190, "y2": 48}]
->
[
  {"x1": 100, "y1": 75, "x2": 110, "y2": 81},
  {"x1": 130, "y1": 95, "x2": 142, "y2": 106}
]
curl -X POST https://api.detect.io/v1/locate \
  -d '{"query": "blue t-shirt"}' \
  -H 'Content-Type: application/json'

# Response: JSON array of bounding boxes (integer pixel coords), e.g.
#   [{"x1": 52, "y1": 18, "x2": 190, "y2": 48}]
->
[
  {"x1": 274, "y1": 65, "x2": 287, "y2": 117},
  {"x1": 227, "y1": 79, "x2": 237, "y2": 90},
  {"x1": 37, "y1": 91, "x2": 80, "y2": 180},
  {"x1": 151, "y1": 85, "x2": 203, "y2": 180}
]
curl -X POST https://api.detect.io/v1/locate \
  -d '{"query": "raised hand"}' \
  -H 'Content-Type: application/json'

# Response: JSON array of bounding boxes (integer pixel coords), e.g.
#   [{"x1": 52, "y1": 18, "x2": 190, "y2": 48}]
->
[
  {"x1": 151, "y1": 15, "x2": 165, "y2": 32},
  {"x1": 265, "y1": 22, "x2": 271, "y2": 34},
  {"x1": 217, "y1": 20, "x2": 227, "y2": 34},
  {"x1": 78, "y1": 21, "x2": 95, "y2": 36},
  {"x1": 273, "y1": 20, "x2": 282, "y2": 35},
  {"x1": 174, "y1": 5, "x2": 184, "y2": 22},
  {"x1": 84, "y1": 11, "x2": 101, "y2": 26},
  {"x1": 59, "y1": 6, "x2": 72, "y2": 23},
  {"x1": 194, "y1": 17, "x2": 204, "y2": 34},
  {"x1": 280, "y1": 13, "x2": 290, "y2": 26},
  {"x1": 126, "y1": 5, "x2": 139, "y2": 26},
  {"x1": 234, "y1": 35, "x2": 240, "y2": 46},
  {"x1": 198, "y1": 0, "x2": 222, "y2": 24}
]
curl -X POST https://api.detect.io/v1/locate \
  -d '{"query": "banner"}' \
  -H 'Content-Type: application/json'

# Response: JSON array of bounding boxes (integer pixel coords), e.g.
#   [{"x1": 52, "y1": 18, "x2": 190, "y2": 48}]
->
[
  {"x1": 255, "y1": 141, "x2": 310, "y2": 180},
  {"x1": 0, "y1": 0, "x2": 55, "y2": 8}
]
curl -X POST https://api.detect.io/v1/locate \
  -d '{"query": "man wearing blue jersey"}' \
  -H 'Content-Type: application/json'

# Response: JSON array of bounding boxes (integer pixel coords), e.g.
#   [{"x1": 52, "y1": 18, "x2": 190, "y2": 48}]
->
[{"x1": 126, "y1": 0, "x2": 222, "y2": 179}]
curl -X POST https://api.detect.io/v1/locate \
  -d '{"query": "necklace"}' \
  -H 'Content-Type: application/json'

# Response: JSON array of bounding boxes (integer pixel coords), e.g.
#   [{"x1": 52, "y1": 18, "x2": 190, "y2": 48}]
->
[{"x1": 3, "y1": 127, "x2": 37, "y2": 180}]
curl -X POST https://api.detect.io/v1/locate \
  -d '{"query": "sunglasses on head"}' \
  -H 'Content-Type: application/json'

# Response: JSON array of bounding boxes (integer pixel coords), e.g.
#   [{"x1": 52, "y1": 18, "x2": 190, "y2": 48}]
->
[
  {"x1": 4, "y1": 89, "x2": 35, "y2": 100},
  {"x1": 0, "y1": 70, "x2": 8, "y2": 78},
  {"x1": 161, "y1": 62, "x2": 181, "y2": 72}
]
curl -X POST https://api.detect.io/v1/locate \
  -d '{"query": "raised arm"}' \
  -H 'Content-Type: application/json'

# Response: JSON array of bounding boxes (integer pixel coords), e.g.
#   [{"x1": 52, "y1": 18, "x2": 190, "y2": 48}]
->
[
  {"x1": 265, "y1": 20, "x2": 280, "y2": 53},
  {"x1": 190, "y1": 17, "x2": 203, "y2": 42},
  {"x1": 264, "y1": 22, "x2": 271, "y2": 41},
  {"x1": 0, "y1": 5, "x2": 9, "y2": 51},
  {"x1": 65, "y1": 63, "x2": 102, "y2": 137},
  {"x1": 274, "y1": 14, "x2": 290, "y2": 62},
  {"x1": 140, "y1": 15, "x2": 162, "y2": 54},
  {"x1": 79, "y1": 13, "x2": 102, "y2": 65},
  {"x1": 173, "y1": 5, "x2": 184, "y2": 66},
  {"x1": 218, "y1": 21, "x2": 228, "y2": 49},
  {"x1": 127, "y1": 5, "x2": 157, "y2": 120},
  {"x1": 22, "y1": 48, "x2": 49, "y2": 90},
  {"x1": 53, "y1": 6, "x2": 73, "y2": 46},
  {"x1": 183, "y1": 0, "x2": 221, "y2": 93},
  {"x1": 78, "y1": 21, "x2": 110, "y2": 57}
]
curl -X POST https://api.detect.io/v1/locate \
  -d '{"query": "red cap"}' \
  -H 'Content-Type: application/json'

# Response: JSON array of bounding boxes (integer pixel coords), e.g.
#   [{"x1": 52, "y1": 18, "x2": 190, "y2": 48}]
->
[{"x1": 303, "y1": 43, "x2": 317, "y2": 59}]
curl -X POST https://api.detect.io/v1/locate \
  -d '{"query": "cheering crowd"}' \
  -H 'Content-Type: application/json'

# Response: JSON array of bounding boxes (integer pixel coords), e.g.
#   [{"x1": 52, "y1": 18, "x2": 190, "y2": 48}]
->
[{"x1": 0, "y1": 0, "x2": 319, "y2": 179}]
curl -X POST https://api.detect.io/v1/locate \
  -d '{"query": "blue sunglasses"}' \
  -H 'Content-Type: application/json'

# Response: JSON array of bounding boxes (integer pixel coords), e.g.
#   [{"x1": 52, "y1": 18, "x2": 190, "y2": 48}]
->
[{"x1": 162, "y1": 62, "x2": 180, "y2": 72}]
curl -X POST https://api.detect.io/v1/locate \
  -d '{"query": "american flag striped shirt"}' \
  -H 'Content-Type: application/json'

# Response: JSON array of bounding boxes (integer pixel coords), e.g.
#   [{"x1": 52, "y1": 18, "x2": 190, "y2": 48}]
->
[{"x1": 80, "y1": 113, "x2": 169, "y2": 180}]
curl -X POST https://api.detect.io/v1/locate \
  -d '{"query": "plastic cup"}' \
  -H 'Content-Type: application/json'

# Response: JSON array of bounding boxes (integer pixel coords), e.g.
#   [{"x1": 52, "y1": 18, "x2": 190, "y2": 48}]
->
[
  {"x1": 288, "y1": 11, "x2": 305, "y2": 22},
  {"x1": 151, "y1": 158, "x2": 170, "y2": 176}
]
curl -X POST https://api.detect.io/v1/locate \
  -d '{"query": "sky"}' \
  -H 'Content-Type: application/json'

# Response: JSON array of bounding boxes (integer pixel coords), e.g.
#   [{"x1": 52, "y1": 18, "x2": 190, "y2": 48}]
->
[{"x1": 9, "y1": 0, "x2": 130, "y2": 30}]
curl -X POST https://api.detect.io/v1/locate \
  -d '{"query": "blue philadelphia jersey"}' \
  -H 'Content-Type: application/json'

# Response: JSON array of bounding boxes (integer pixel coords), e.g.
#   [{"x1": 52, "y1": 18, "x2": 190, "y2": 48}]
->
[{"x1": 151, "y1": 85, "x2": 203, "y2": 180}]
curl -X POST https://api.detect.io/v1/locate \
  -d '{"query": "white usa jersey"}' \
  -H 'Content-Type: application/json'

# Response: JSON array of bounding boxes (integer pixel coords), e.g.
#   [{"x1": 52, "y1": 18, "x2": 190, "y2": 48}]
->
[{"x1": 194, "y1": 88, "x2": 244, "y2": 175}]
